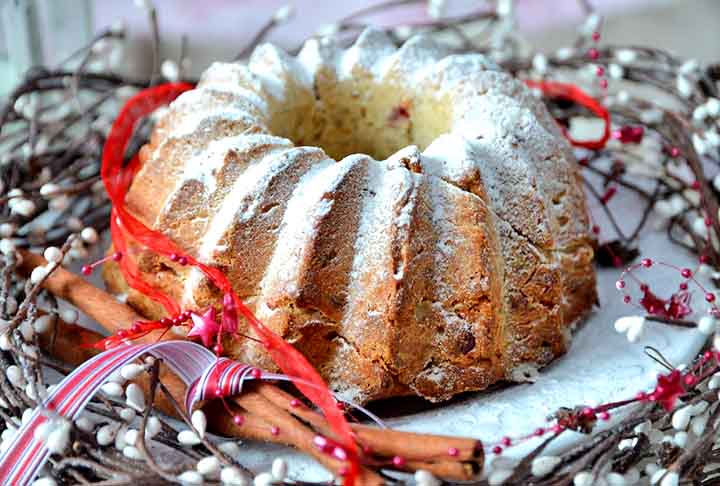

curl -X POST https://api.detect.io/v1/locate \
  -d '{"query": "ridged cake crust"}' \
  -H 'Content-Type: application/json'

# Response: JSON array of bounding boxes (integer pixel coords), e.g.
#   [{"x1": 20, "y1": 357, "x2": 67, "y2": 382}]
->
[{"x1": 104, "y1": 28, "x2": 597, "y2": 403}]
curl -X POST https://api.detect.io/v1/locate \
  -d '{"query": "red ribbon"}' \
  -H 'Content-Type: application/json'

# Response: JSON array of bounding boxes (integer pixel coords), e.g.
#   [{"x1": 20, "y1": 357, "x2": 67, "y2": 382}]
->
[
  {"x1": 101, "y1": 83, "x2": 360, "y2": 484},
  {"x1": 524, "y1": 79, "x2": 611, "y2": 151}
]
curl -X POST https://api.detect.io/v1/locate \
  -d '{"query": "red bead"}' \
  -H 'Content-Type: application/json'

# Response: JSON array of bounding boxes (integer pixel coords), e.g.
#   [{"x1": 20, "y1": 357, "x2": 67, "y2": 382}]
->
[
  {"x1": 169, "y1": 253, "x2": 179, "y2": 261},
  {"x1": 681, "y1": 268, "x2": 692, "y2": 279},
  {"x1": 112, "y1": 251, "x2": 123, "y2": 261},
  {"x1": 534, "y1": 428, "x2": 545, "y2": 436},
  {"x1": 117, "y1": 330, "x2": 128, "y2": 338},
  {"x1": 599, "y1": 79, "x2": 608, "y2": 89},
  {"x1": 338, "y1": 467, "x2": 348, "y2": 477},
  {"x1": 591, "y1": 31, "x2": 601, "y2": 42},
  {"x1": 700, "y1": 255, "x2": 710, "y2": 264},
  {"x1": 362, "y1": 445, "x2": 373, "y2": 455},
  {"x1": 704, "y1": 350, "x2": 714, "y2": 360},
  {"x1": 290, "y1": 398, "x2": 301, "y2": 408},
  {"x1": 670, "y1": 147, "x2": 681, "y2": 157},
  {"x1": 160, "y1": 317, "x2": 171, "y2": 326},
  {"x1": 612, "y1": 256, "x2": 623, "y2": 267},
  {"x1": 599, "y1": 411, "x2": 610, "y2": 421},
  {"x1": 213, "y1": 344, "x2": 223, "y2": 354},
  {"x1": 684, "y1": 374, "x2": 697, "y2": 386},
  {"x1": 601, "y1": 186, "x2": 617, "y2": 204},
  {"x1": 81, "y1": 265, "x2": 93, "y2": 275},
  {"x1": 592, "y1": 225, "x2": 600, "y2": 234},
  {"x1": 614, "y1": 126, "x2": 644, "y2": 144},
  {"x1": 679, "y1": 283, "x2": 688, "y2": 291},
  {"x1": 492, "y1": 446, "x2": 503, "y2": 455},
  {"x1": 615, "y1": 280, "x2": 626, "y2": 290},
  {"x1": 582, "y1": 407, "x2": 595, "y2": 417},
  {"x1": 392, "y1": 455, "x2": 406, "y2": 467},
  {"x1": 641, "y1": 258, "x2": 653, "y2": 268},
  {"x1": 131, "y1": 322, "x2": 142, "y2": 333},
  {"x1": 692, "y1": 180, "x2": 701, "y2": 190},
  {"x1": 271, "y1": 426, "x2": 280, "y2": 436},
  {"x1": 448, "y1": 446, "x2": 460, "y2": 457},
  {"x1": 313, "y1": 435, "x2": 328, "y2": 449},
  {"x1": 623, "y1": 295, "x2": 632, "y2": 304},
  {"x1": 588, "y1": 48, "x2": 599, "y2": 60},
  {"x1": 233, "y1": 415, "x2": 244, "y2": 425},
  {"x1": 596, "y1": 66, "x2": 605, "y2": 77},
  {"x1": 501, "y1": 436, "x2": 512, "y2": 447},
  {"x1": 332, "y1": 446, "x2": 348, "y2": 461},
  {"x1": 178, "y1": 256, "x2": 188, "y2": 266},
  {"x1": 706, "y1": 216, "x2": 713, "y2": 227},
  {"x1": 706, "y1": 293, "x2": 716, "y2": 303},
  {"x1": 250, "y1": 368, "x2": 262, "y2": 379}
]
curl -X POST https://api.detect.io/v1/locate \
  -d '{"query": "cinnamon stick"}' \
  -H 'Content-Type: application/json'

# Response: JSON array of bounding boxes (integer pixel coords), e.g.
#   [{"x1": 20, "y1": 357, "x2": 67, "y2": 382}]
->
[
  {"x1": 255, "y1": 383, "x2": 483, "y2": 463},
  {"x1": 21, "y1": 249, "x2": 483, "y2": 481}
]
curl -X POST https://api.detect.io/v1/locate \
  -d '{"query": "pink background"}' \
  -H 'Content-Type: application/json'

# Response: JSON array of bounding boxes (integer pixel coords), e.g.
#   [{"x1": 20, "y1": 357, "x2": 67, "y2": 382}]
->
[{"x1": 92, "y1": 0, "x2": 667, "y2": 75}]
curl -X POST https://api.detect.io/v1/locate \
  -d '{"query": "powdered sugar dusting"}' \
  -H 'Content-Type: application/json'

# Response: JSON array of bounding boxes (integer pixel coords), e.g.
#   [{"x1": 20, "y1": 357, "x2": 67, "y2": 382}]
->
[
  {"x1": 344, "y1": 157, "x2": 413, "y2": 318},
  {"x1": 297, "y1": 37, "x2": 339, "y2": 79},
  {"x1": 170, "y1": 108, "x2": 262, "y2": 140},
  {"x1": 180, "y1": 135, "x2": 293, "y2": 306},
  {"x1": 250, "y1": 44, "x2": 312, "y2": 101},
  {"x1": 338, "y1": 27, "x2": 396, "y2": 79},
  {"x1": 258, "y1": 158, "x2": 351, "y2": 302},
  {"x1": 379, "y1": 34, "x2": 451, "y2": 88}
]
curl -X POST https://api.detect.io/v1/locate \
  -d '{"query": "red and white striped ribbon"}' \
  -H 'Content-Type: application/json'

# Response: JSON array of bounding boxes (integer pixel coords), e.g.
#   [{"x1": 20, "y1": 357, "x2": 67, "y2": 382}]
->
[{"x1": 0, "y1": 340, "x2": 262, "y2": 485}]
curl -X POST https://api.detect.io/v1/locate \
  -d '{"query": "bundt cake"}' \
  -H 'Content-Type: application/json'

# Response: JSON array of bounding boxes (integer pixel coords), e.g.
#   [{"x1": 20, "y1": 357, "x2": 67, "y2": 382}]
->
[{"x1": 103, "y1": 28, "x2": 597, "y2": 404}]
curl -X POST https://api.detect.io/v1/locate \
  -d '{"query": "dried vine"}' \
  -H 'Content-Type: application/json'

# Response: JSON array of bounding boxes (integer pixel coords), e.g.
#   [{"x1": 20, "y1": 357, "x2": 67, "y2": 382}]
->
[{"x1": 1, "y1": 0, "x2": 720, "y2": 485}]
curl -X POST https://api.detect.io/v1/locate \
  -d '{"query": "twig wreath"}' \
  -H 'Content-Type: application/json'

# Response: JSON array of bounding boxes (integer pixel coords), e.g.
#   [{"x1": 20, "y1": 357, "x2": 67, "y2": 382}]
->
[{"x1": 1, "y1": 0, "x2": 720, "y2": 485}]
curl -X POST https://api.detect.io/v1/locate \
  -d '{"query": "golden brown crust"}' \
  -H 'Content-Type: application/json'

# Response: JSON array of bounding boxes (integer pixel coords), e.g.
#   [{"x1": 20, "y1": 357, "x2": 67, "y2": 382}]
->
[{"x1": 103, "y1": 31, "x2": 597, "y2": 404}]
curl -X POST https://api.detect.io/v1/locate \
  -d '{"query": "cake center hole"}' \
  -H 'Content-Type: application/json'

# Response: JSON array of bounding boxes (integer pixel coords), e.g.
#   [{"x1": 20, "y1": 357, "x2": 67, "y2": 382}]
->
[{"x1": 270, "y1": 79, "x2": 451, "y2": 161}]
